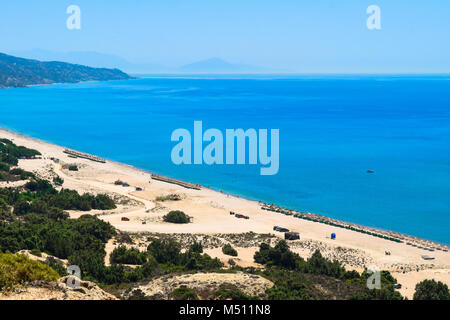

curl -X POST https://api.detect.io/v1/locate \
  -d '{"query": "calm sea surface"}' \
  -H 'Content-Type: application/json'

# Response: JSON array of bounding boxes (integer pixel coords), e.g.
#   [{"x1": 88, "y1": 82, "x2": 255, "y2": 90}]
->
[{"x1": 1, "y1": 75, "x2": 449, "y2": 243}]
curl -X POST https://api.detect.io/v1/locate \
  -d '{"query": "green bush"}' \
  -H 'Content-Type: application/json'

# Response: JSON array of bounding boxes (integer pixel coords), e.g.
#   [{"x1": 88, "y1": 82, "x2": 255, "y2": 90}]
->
[
  {"x1": 53, "y1": 176, "x2": 64, "y2": 186},
  {"x1": 9, "y1": 168, "x2": 35, "y2": 180},
  {"x1": 147, "y1": 239, "x2": 223, "y2": 272},
  {"x1": 0, "y1": 140, "x2": 40, "y2": 166},
  {"x1": 0, "y1": 162, "x2": 10, "y2": 172},
  {"x1": 163, "y1": 210, "x2": 190, "y2": 224},
  {"x1": 222, "y1": 244, "x2": 238, "y2": 257},
  {"x1": 30, "y1": 249, "x2": 42, "y2": 257},
  {"x1": 170, "y1": 286, "x2": 199, "y2": 300},
  {"x1": 0, "y1": 253, "x2": 59, "y2": 290},
  {"x1": 214, "y1": 284, "x2": 259, "y2": 300},
  {"x1": 110, "y1": 245, "x2": 148, "y2": 265},
  {"x1": 68, "y1": 165, "x2": 78, "y2": 171},
  {"x1": 413, "y1": 279, "x2": 450, "y2": 300}
]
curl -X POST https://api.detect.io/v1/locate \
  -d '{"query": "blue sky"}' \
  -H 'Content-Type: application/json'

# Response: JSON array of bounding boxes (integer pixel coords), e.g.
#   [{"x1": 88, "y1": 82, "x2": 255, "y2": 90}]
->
[{"x1": 1, "y1": 0, "x2": 449, "y2": 73}]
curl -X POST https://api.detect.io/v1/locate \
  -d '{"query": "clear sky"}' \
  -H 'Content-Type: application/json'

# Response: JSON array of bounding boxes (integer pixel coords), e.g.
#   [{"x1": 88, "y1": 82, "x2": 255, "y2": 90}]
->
[{"x1": 1, "y1": 0, "x2": 449, "y2": 73}]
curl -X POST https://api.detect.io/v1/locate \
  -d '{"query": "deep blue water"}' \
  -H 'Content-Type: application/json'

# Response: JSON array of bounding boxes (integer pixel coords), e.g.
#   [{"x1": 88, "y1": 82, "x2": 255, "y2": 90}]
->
[{"x1": 1, "y1": 75, "x2": 449, "y2": 243}]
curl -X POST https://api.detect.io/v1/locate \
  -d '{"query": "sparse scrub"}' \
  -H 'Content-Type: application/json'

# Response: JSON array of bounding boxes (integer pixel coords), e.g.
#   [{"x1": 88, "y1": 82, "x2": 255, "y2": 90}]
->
[{"x1": 170, "y1": 286, "x2": 198, "y2": 300}]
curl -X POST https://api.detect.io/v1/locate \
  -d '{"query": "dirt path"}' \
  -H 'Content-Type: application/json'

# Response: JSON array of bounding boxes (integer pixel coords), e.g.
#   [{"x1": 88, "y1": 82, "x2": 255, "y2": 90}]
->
[{"x1": 53, "y1": 163, "x2": 155, "y2": 222}]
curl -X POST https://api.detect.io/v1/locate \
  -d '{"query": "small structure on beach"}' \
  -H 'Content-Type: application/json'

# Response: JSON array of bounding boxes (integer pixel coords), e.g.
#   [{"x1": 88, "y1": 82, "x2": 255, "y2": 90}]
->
[
  {"x1": 151, "y1": 173, "x2": 201, "y2": 190},
  {"x1": 115, "y1": 180, "x2": 130, "y2": 187},
  {"x1": 274, "y1": 226, "x2": 289, "y2": 233},
  {"x1": 285, "y1": 232, "x2": 300, "y2": 241},
  {"x1": 63, "y1": 149, "x2": 106, "y2": 163},
  {"x1": 331, "y1": 233, "x2": 336, "y2": 240}
]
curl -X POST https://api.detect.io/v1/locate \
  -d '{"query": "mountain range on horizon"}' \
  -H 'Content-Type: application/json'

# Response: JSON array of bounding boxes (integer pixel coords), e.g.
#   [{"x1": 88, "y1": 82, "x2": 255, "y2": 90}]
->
[{"x1": 8, "y1": 49, "x2": 268, "y2": 74}]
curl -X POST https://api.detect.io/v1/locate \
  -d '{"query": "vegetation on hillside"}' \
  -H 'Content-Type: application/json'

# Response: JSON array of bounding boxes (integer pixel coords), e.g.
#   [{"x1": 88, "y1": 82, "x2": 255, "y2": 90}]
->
[
  {"x1": 110, "y1": 245, "x2": 148, "y2": 265},
  {"x1": 0, "y1": 139, "x2": 39, "y2": 181},
  {"x1": 170, "y1": 286, "x2": 199, "y2": 300},
  {"x1": 413, "y1": 279, "x2": 450, "y2": 300},
  {"x1": 0, "y1": 52, "x2": 131, "y2": 88},
  {"x1": 0, "y1": 253, "x2": 59, "y2": 290},
  {"x1": 214, "y1": 284, "x2": 259, "y2": 300},
  {"x1": 252, "y1": 241, "x2": 404, "y2": 300}
]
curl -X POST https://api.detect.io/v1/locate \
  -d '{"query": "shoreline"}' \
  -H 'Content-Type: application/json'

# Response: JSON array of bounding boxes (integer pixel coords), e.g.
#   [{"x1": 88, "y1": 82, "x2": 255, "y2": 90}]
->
[
  {"x1": 0, "y1": 77, "x2": 137, "y2": 90},
  {"x1": 1, "y1": 126, "x2": 448, "y2": 249}
]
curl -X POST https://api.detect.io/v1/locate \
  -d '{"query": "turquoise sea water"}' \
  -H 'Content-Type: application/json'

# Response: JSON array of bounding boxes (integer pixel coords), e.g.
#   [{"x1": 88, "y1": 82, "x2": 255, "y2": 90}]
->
[{"x1": 0, "y1": 75, "x2": 449, "y2": 243}]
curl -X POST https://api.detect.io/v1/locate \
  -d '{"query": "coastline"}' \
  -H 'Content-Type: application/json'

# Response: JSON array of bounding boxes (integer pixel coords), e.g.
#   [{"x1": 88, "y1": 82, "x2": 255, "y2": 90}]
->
[
  {"x1": 1, "y1": 125, "x2": 448, "y2": 250},
  {"x1": 0, "y1": 77, "x2": 137, "y2": 90}
]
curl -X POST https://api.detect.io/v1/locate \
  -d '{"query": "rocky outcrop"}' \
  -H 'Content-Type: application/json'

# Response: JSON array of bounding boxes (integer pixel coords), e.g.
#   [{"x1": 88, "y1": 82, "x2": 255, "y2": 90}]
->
[{"x1": 0, "y1": 277, "x2": 117, "y2": 300}]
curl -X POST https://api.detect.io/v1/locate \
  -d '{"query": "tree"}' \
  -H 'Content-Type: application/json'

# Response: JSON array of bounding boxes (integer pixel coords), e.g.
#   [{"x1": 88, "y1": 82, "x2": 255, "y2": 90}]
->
[
  {"x1": 147, "y1": 239, "x2": 181, "y2": 265},
  {"x1": 222, "y1": 244, "x2": 238, "y2": 257},
  {"x1": 413, "y1": 280, "x2": 450, "y2": 300},
  {"x1": 163, "y1": 210, "x2": 190, "y2": 224}
]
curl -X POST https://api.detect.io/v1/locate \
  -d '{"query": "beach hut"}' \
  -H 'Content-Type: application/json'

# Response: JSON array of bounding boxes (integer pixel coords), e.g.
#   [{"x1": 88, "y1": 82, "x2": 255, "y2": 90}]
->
[
  {"x1": 285, "y1": 232, "x2": 300, "y2": 241},
  {"x1": 331, "y1": 233, "x2": 336, "y2": 240}
]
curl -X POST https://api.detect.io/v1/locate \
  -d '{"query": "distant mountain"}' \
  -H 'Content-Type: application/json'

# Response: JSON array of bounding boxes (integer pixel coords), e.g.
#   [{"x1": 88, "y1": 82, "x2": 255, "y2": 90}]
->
[
  {"x1": 178, "y1": 58, "x2": 264, "y2": 73},
  {"x1": 0, "y1": 52, "x2": 132, "y2": 88}
]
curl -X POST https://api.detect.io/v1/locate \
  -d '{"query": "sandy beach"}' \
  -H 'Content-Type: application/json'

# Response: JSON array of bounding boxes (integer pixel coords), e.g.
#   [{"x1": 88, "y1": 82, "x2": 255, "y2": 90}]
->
[{"x1": 1, "y1": 127, "x2": 449, "y2": 299}]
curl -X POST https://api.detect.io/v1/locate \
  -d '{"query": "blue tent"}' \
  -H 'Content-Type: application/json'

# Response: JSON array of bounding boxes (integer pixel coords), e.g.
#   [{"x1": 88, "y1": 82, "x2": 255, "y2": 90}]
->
[{"x1": 331, "y1": 233, "x2": 336, "y2": 239}]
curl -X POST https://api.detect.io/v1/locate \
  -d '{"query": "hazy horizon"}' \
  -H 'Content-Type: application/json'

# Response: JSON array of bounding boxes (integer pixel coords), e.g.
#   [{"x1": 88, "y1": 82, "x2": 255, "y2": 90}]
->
[{"x1": 1, "y1": 1, "x2": 450, "y2": 73}]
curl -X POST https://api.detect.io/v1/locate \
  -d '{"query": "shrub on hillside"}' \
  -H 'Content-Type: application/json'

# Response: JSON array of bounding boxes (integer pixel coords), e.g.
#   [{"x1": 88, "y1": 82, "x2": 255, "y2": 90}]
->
[
  {"x1": 110, "y1": 245, "x2": 148, "y2": 265},
  {"x1": 413, "y1": 279, "x2": 450, "y2": 300},
  {"x1": 163, "y1": 210, "x2": 190, "y2": 224},
  {"x1": 53, "y1": 176, "x2": 64, "y2": 186},
  {"x1": 0, "y1": 162, "x2": 10, "y2": 172},
  {"x1": 0, "y1": 253, "x2": 59, "y2": 290},
  {"x1": 214, "y1": 284, "x2": 259, "y2": 300},
  {"x1": 222, "y1": 244, "x2": 238, "y2": 257},
  {"x1": 170, "y1": 286, "x2": 198, "y2": 300},
  {"x1": 9, "y1": 168, "x2": 35, "y2": 180}
]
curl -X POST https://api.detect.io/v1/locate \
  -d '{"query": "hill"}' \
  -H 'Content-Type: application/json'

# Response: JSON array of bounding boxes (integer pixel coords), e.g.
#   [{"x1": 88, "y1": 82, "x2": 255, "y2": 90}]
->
[
  {"x1": 0, "y1": 52, "x2": 132, "y2": 88},
  {"x1": 179, "y1": 57, "x2": 264, "y2": 73}
]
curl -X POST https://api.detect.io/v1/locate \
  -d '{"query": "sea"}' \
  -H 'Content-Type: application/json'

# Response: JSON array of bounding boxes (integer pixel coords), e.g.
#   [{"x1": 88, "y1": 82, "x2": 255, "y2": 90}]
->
[{"x1": 0, "y1": 75, "x2": 449, "y2": 244}]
